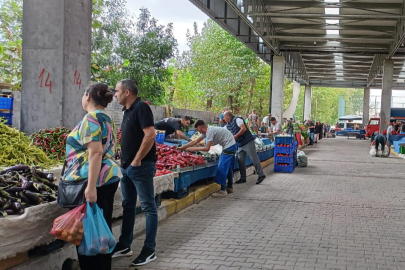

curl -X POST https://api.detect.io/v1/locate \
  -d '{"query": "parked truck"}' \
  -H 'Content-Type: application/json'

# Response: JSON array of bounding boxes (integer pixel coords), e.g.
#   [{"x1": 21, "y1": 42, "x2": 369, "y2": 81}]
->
[{"x1": 365, "y1": 108, "x2": 405, "y2": 137}]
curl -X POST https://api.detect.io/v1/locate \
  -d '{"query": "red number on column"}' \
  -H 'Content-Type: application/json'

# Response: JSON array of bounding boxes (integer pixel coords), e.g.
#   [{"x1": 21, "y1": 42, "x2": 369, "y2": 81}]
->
[
  {"x1": 74, "y1": 70, "x2": 82, "y2": 89},
  {"x1": 39, "y1": 69, "x2": 52, "y2": 93}
]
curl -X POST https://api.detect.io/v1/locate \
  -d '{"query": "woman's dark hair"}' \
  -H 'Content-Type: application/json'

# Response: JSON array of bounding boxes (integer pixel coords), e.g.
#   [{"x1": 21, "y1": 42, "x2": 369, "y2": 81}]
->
[
  {"x1": 402, "y1": 124, "x2": 405, "y2": 132},
  {"x1": 85, "y1": 82, "x2": 114, "y2": 107}
]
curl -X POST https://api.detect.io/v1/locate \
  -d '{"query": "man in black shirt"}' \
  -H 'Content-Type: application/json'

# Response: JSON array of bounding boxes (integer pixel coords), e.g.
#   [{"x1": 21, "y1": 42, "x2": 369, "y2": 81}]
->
[
  {"x1": 112, "y1": 79, "x2": 158, "y2": 266},
  {"x1": 154, "y1": 116, "x2": 192, "y2": 142}
]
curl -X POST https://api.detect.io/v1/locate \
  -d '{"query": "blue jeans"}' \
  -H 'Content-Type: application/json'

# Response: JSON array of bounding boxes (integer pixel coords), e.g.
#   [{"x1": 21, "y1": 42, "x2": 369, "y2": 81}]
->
[
  {"x1": 309, "y1": 132, "x2": 314, "y2": 144},
  {"x1": 119, "y1": 161, "x2": 157, "y2": 252}
]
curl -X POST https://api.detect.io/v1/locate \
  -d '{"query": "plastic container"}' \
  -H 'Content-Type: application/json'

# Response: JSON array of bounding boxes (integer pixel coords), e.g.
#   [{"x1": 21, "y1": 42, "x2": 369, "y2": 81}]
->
[
  {"x1": 0, "y1": 97, "x2": 13, "y2": 110},
  {"x1": 275, "y1": 135, "x2": 294, "y2": 145},
  {"x1": 155, "y1": 130, "x2": 165, "y2": 144},
  {"x1": 274, "y1": 164, "x2": 294, "y2": 173},
  {"x1": 274, "y1": 155, "x2": 294, "y2": 163},
  {"x1": 274, "y1": 146, "x2": 295, "y2": 155},
  {"x1": 0, "y1": 112, "x2": 13, "y2": 125}
]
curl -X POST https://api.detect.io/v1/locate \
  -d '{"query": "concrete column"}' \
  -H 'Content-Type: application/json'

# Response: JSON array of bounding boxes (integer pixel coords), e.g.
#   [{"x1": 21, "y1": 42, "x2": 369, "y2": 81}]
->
[
  {"x1": 270, "y1": 56, "x2": 285, "y2": 123},
  {"x1": 304, "y1": 84, "x2": 312, "y2": 121},
  {"x1": 284, "y1": 80, "x2": 300, "y2": 119},
  {"x1": 380, "y1": 59, "x2": 394, "y2": 132},
  {"x1": 363, "y1": 87, "x2": 370, "y2": 125},
  {"x1": 21, "y1": 0, "x2": 92, "y2": 134}
]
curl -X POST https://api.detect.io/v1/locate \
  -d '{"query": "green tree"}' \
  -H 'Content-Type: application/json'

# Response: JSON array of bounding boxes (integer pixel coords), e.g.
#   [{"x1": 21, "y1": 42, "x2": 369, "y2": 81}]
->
[
  {"x1": 91, "y1": 3, "x2": 177, "y2": 104},
  {"x1": 0, "y1": 0, "x2": 22, "y2": 89}
]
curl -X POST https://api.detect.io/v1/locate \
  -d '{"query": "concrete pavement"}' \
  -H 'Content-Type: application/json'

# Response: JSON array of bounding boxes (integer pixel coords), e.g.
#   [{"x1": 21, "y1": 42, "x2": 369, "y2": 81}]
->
[{"x1": 112, "y1": 137, "x2": 405, "y2": 270}]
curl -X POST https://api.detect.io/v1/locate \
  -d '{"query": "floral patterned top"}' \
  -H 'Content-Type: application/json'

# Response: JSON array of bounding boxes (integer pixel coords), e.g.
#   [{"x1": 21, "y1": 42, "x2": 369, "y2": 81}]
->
[{"x1": 64, "y1": 110, "x2": 122, "y2": 186}]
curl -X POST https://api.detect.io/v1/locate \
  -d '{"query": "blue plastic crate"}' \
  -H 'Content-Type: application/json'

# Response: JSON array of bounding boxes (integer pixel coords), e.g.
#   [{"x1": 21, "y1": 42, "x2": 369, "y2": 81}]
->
[
  {"x1": 0, "y1": 97, "x2": 13, "y2": 110},
  {"x1": 275, "y1": 155, "x2": 294, "y2": 163},
  {"x1": 275, "y1": 146, "x2": 295, "y2": 155},
  {"x1": 0, "y1": 112, "x2": 13, "y2": 125},
  {"x1": 274, "y1": 164, "x2": 294, "y2": 173},
  {"x1": 155, "y1": 130, "x2": 165, "y2": 144},
  {"x1": 275, "y1": 135, "x2": 294, "y2": 145}
]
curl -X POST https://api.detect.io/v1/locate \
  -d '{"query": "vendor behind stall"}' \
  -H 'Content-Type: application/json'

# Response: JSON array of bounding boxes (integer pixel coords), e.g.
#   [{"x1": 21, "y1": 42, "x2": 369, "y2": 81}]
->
[
  {"x1": 178, "y1": 120, "x2": 236, "y2": 198},
  {"x1": 154, "y1": 116, "x2": 193, "y2": 142}
]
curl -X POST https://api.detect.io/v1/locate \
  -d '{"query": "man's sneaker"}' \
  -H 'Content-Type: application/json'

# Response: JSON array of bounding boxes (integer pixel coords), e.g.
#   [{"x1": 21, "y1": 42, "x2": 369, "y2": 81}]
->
[
  {"x1": 131, "y1": 249, "x2": 157, "y2": 266},
  {"x1": 235, "y1": 178, "x2": 246, "y2": 184},
  {"x1": 256, "y1": 175, "x2": 266, "y2": 185},
  {"x1": 227, "y1": 187, "x2": 234, "y2": 193},
  {"x1": 212, "y1": 190, "x2": 228, "y2": 198},
  {"x1": 112, "y1": 243, "x2": 133, "y2": 258}
]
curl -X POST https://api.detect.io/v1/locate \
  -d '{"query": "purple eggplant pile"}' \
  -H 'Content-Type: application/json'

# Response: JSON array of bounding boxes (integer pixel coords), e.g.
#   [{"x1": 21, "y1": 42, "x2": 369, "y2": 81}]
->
[{"x1": 0, "y1": 164, "x2": 58, "y2": 217}]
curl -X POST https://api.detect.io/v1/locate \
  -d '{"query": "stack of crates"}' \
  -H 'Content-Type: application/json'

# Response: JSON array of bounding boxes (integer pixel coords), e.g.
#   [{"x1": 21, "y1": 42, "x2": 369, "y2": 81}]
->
[
  {"x1": 274, "y1": 135, "x2": 297, "y2": 173},
  {"x1": 0, "y1": 94, "x2": 13, "y2": 126}
]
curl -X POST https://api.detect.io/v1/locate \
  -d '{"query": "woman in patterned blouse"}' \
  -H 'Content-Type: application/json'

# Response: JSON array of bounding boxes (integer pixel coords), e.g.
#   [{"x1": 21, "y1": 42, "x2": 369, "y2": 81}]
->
[{"x1": 64, "y1": 82, "x2": 122, "y2": 270}]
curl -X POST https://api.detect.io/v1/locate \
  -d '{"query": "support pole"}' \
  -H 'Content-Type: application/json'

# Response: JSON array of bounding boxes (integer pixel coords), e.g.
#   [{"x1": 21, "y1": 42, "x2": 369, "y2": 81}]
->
[
  {"x1": 304, "y1": 85, "x2": 312, "y2": 121},
  {"x1": 21, "y1": 0, "x2": 92, "y2": 134},
  {"x1": 380, "y1": 60, "x2": 394, "y2": 132},
  {"x1": 270, "y1": 56, "x2": 285, "y2": 123},
  {"x1": 363, "y1": 87, "x2": 370, "y2": 125}
]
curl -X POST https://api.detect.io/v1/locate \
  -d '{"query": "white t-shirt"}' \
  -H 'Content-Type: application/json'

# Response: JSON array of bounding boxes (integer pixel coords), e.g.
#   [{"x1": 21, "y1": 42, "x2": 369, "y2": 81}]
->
[
  {"x1": 236, "y1": 118, "x2": 244, "y2": 127},
  {"x1": 200, "y1": 126, "x2": 236, "y2": 149},
  {"x1": 387, "y1": 125, "x2": 393, "y2": 134},
  {"x1": 272, "y1": 123, "x2": 282, "y2": 134}
]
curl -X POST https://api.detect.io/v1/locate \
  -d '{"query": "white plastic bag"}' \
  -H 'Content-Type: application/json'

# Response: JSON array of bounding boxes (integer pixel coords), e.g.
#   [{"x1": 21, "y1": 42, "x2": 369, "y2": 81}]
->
[
  {"x1": 369, "y1": 148, "x2": 376, "y2": 157},
  {"x1": 297, "y1": 150, "x2": 308, "y2": 167},
  {"x1": 209, "y1": 144, "x2": 223, "y2": 155}
]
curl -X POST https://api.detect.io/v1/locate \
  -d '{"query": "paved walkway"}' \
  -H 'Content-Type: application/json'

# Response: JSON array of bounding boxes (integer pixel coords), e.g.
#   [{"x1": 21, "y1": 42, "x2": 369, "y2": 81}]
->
[{"x1": 113, "y1": 137, "x2": 405, "y2": 270}]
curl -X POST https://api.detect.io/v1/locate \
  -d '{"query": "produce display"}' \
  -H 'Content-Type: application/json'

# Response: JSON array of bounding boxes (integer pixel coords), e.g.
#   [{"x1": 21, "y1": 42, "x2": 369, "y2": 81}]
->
[
  {"x1": 0, "y1": 164, "x2": 58, "y2": 217},
  {"x1": 30, "y1": 127, "x2": 71, "y2": 162},
  {"x1": 154, "y1": 169, "x2": 172, "y2": 177},
  {"x1": 156, "y1": 143, "x2": 205, "y2": 170},
  {"x1": 0, "y1": 120, "x2": 56, "y2": 167}
]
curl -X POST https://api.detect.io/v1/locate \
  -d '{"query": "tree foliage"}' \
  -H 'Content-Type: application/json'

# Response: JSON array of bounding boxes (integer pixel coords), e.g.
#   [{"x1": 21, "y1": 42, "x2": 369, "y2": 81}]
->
[
  {"x1": 0, "y1": 0, "x2": 22, "y2": 89},
  {"x1": 91, "y1": 1, "x2": 177, "y2": 104}
]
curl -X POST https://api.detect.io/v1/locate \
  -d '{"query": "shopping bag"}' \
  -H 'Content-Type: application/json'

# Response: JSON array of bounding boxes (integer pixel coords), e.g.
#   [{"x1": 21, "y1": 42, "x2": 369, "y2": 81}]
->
[
  {"x1": 369, "y1": 148, "x2": 376, "y2": 157},
  {"x1": 78, "y1": 202, "x2": 117, "y2": 256},
  {"x1": 50, "y1": 203, "x2": 86, "y2": 246}
]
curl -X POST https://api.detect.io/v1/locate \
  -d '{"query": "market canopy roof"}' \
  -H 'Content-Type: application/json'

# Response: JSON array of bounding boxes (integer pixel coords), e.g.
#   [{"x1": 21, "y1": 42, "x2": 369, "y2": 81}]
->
[
  {"x1": 190, "y1": 0, "x2": 405, "y2": 88},
  {"x1": 339, "y1": 115, "x2": 363, "y2": 121}
]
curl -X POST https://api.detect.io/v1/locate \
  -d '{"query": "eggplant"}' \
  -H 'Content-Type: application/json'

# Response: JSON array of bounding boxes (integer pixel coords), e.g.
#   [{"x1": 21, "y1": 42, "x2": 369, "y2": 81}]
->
[
  {"x1": 47, "y1": 173, "x2": 54, "y2": 182},
  {"x1": 31, "y1": 167, "x2": 48, "y2": 179},
  {"x1": 10, "y1": 202, "x2": 22, "y2": 212},
  {"x1": 23, "y1": 190, "x2": 44, "y2": 204},
  {"x1": 20, "y1": 175, "x2": 29, "y2": 189},
  {"x1": 18, "y1": 192, "x2": 30, "y2": 204},
  {"x1": 5, "y1": 209, "x2": 15, "y2": 215},
  {"x1": 0, "y1": 165, "x2": 30, "y2": 175},
  {"x1": 5, "y1": 187, "x2": 23, "y2": 193}
]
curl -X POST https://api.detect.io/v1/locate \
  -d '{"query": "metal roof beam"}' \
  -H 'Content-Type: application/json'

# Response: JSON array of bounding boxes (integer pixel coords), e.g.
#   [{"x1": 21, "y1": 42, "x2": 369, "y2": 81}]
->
[
  {"x1": 268, "y1": 35, "x2": 393, "y2": 42},
  {"x1": 266, "y1": 23, "x2": 393, "y2": 33},
  {"x1": 261, "y1": 1, "x2": 402, "y2": 9},
  {"x1": 249, "y1": 13, "x2": 405, "y2": 20}
]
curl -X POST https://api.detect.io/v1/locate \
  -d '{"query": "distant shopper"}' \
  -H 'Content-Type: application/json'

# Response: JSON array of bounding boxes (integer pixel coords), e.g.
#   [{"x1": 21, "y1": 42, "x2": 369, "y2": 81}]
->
[
  {"x1": 224, "y1": 111, "x2": 266, "y2": 185},
  {"x1": 112, "y1": 79, "x2": 158, "y2": 266},
  {"x1": 270, "y1": 117, "x2": 282, "y2": 135},
  {"x1": 306, "y1": 120, "x2": 315, "y2": 145},
  {"x1": 64, "y1": 83, "x2": 121, "y2": 270},
  {"x1": 179, "y1": 120, "x2": 236, "y2": 197},
  {"x1": 219, "y1": 107, "x2": 228, "y2": 127},
  {"x1": 248, "y1": 110, "x2": 260, "y2": 134},
  {"x1": 387, "y1": 121, "x2": 394, "y2": 147},
  {"x1": 154, "y1": 116, "x2": 192, "y2": 142},
  {"x1": 373, "y1": 133, "x2": 389, "y2": 157},
  {"x1": 261, "y1": 113, "x2": 272, "y2": 133}
]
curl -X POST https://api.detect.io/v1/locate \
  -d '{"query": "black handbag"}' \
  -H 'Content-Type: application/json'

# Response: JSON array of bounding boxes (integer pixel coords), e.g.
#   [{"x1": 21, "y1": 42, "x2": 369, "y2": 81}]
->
[{"x1": 57, "y1": 143, "x2": 113, "y2": 208}]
